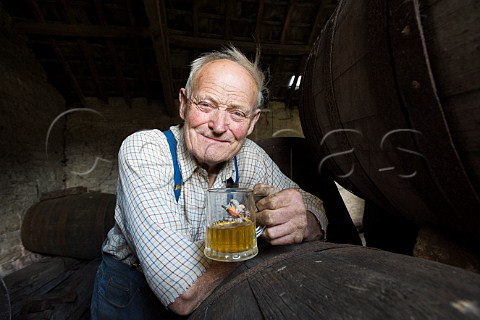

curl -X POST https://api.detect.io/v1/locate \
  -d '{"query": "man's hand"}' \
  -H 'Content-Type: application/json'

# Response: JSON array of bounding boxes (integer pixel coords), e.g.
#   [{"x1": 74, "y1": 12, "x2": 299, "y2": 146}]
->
[{"x1": 253, "y1": 183, "x2": 323, "y2": 245}]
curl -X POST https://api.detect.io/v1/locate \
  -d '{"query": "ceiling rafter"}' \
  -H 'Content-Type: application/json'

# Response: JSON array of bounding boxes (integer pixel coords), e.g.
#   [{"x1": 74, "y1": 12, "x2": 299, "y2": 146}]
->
[
  {"x1": 4, "y1": 0, "x2": 339, "y2": 108},
  {"x1": 127, "y1": 0, "x2": 151, "y2": 101},
  {"x1": 168, "y1": 34, "x2": 311, "y2": 55},
  {"x1": 280, "y1": 3, "x2": 294, "y2": 44},
  {"x1": 143, "y1": 0, "x2": 176, "y2": 116},
  {"x1": 223, "y1": 1, "x2": 232, "y2": 40},
  {"x1": 58, "y1": 0, "x2": 107, "y2": 102},
  {"x1": 12, "y1": 21, "x2": 312, "y2": 55},
  {"x1": 80, "y1": 39, "x2": 108, "y2": 101},
  {"x1": 254, "y1": 0, "x2": 265, "y2": 41},
  {"x1": 11, "y1": 22, "x2": 149, "y2": 37},
  {"x1": 94, "y1": 0, "x2": 130, "y2": 105},
  {"x1": 193, "y1": 0, "x2": 199, "y2": 37},
  {"x1": 27, "y1": 0, "x2": 87, "y2": 105},
  {"x1": 52, "y1": 39, "x2": 86, "y2": 106},
  {"x1": 278, "y1": 1, "x2": 297, "y2": 107}
]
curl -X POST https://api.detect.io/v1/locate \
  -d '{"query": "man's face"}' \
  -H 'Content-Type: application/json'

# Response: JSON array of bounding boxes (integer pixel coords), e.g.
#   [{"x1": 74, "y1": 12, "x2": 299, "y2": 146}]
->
[{"x1": 179, "y1": 59, "x2": 260, "y2": 172}]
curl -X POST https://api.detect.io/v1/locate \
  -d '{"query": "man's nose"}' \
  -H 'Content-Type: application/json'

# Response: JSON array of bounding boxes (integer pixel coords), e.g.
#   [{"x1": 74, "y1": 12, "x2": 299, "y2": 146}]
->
[{"x1": 209, "y1": 109, "x2": 230, "y2": 132}]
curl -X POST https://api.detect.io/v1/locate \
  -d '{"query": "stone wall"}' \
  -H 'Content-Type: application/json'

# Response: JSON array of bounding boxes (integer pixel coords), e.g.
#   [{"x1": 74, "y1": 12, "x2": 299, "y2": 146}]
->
[
  {"x1": 64, "y1": 98, "x2": 180, "y2": 193},
  {"x1": 0, "y1": 6, "x2": 66, "y2": 276}
]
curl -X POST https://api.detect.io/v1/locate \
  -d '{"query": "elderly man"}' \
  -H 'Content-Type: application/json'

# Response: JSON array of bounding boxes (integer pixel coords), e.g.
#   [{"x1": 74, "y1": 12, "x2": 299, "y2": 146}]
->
[{"x1": 91, "y1": 46, "x2": 327, "y2": 319}]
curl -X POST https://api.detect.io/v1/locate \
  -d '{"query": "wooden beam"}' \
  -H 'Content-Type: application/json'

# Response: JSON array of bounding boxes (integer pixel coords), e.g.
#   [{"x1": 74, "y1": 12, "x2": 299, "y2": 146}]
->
[
  {"x1": 59, "y1": 0, "x2": 76, "y2": 23},
  {"x1": 79, "y1": 39, "x2": 108, "y2": 102},
  {"x1": 52, "y1": 39, "x2": 87, "y2": 105},
  {"x1": 105, "y1": 40, "x2": 131, "y2": 103},
  {"x1": 223, "y1": 1, "x2": 232, "y2": 40},
  {"x1": 14, "y1": 21, "x2": 311, "y2": 56},
  {"x1": 169, "y1": 34, "x2": 312, "y2": 55},
  {"x1": 28, "y1": 0, "x2": 86, "y2": 105},
  {"x1": 59, "y1": 0, "x2": 107, "y2": 102},
  {"x1": 280, "y1": 3, "x2": 295, "y2": 44},
  {"x1": 94, "y1": 0, "x2": 130, "y2": 104},
  {"x1": 143, "y1": 0, "x2": 176, "y2": 116},
  {"x1": 12, "y1": 19, "x2": 317, "y2": 54},
  {"x1": 192, "y1": 0, "x2": 199, "y2": 37},
  {"x1": 270, "y1": 55, "x2": 280, "y2": 100},
  {"x1": 127, "y1": 0, "x2": 151, "y2": 101},
  {"x1": 27, "y1": 0, "x2": 44, "y2": 22},
  {"x1": 254, "y1": 0, "x2": 265, "y2": 40},
  {"x1": 11, "y1": 21, "x2": 149, "y2": 38}
]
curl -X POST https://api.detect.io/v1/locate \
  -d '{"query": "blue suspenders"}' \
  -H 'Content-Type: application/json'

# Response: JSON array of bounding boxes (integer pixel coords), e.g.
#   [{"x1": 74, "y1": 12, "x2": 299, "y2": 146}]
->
[
  {"x1": 163, "y1": 130, "x2": 239, "y2": 202},
  {"x1": 163, "y1": 130, "x2": 182, "y2": 202}
]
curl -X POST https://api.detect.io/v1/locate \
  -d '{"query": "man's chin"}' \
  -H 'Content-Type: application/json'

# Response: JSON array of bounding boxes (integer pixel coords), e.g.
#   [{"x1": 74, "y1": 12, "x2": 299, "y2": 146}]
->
[
  {"x1": 191, "y1": 149, "x2": 224, "y2": 164},
  {"x1": 203, "y1": 155, "x2": 230, "y2": 166},
  {"x1": 202, "y1": 146, "x2": 234, "y2": 162}
]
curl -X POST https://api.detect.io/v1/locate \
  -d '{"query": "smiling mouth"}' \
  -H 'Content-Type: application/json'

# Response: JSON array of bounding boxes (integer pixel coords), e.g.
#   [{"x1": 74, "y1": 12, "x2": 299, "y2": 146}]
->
[{"x1": 202, "y1": 134, "x2": 230, "y2": 144}]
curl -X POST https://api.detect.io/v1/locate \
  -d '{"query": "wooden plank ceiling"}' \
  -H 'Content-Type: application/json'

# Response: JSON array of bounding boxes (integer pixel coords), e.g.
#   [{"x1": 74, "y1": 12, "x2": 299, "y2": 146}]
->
[{"x1": 2, "y1": 0, "x2": 338, "y2": 116}]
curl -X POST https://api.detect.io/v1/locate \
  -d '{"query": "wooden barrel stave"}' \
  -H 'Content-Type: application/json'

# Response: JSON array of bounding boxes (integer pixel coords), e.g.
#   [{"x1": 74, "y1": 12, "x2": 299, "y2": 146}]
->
[{"x1": 421, "y1": 0, "x2": 480, "y2": 189}]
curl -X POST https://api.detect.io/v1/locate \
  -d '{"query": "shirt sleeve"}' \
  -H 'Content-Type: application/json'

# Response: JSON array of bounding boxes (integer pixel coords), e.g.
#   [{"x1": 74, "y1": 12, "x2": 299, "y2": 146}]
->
[{"x1": 116, "y1": 130, "x2": 210, "y2": 306}]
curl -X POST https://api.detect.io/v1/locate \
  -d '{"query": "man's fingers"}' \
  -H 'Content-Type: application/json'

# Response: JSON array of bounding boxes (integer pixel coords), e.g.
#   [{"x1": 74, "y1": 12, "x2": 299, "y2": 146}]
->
[
  {"x1": 255, "y1": 190, "x2": 290, "y2": 213},
  {"x1": 253, "y1": 183, "x2": 278, "y2": 197},
  {"x1": 262, "y1": 226, "x2": 303, "y2": 245},
  {"x1": 261, "y1": 220, "x2": 305, "y2": 243},
  {"x1": 256, "y1": 208, "x2": 290, "y2": 226}
]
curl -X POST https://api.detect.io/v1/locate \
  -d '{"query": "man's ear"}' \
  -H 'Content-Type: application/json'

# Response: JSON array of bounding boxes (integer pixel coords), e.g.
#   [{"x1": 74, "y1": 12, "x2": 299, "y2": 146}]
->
[
  {"x1": 179, "y1": 88, "x2": 187, "y2": 120},
  {"x1": 247, "y1": 109, "x2": 262, "y2": 135}
]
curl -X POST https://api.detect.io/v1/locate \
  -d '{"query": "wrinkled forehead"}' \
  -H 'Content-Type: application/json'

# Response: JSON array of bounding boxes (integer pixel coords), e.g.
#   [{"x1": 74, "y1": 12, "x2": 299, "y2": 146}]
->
[{"x1": 191, "y1": 60, "x2": 258, "y2": 102}]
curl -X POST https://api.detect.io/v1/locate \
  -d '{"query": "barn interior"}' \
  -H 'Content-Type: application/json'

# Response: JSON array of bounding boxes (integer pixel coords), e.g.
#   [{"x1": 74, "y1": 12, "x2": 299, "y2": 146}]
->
[
  {"x1": 1, "y1": 0, "x2": 480, "y2": 319},
  {"x1": 0, "y1": 0, "x2": 339, "y2": 273}
]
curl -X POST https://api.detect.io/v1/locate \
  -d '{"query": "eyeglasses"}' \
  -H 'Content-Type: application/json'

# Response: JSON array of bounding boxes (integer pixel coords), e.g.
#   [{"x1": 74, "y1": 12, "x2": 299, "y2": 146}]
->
[{"x1": 188, "y1": 99, "x2": 254, "y2": 123}]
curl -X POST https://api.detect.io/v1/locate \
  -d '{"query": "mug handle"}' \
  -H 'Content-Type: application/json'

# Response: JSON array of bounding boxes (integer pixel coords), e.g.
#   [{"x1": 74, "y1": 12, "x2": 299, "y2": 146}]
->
[
  {"x1": 255, "y1": 225, "x2": 265, "y2": 238},
  {"x1": 254, "y1": 194, "x2": 266, "y2": 238}
]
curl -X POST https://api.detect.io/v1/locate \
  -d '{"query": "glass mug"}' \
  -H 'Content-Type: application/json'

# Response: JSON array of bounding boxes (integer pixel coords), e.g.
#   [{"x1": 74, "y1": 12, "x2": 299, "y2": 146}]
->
[{"x1": 204, "y1": 188, "x2": 263, "y2": 262}]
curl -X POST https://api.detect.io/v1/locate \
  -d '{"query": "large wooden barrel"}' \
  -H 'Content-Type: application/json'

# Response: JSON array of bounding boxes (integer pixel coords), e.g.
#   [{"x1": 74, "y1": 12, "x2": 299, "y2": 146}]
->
[
  {"x1": 190, "y1": 241, "x2": 480, "y2": 319},
  {"x1": 21, "y1": 192, "x2": 116, "y2": 259},
  {"x1": 299, "y1": 0, "x2": 480, "y2": 246}
]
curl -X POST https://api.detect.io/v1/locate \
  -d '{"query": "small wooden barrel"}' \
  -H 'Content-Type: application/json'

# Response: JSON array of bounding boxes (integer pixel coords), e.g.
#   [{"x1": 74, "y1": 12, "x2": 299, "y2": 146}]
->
[
  {"x1": 21, "y1": 192, "x2": 116, "y2": 259},
  {"x1": 190, "y1": 241, "x2": 480, "y2": 319}
]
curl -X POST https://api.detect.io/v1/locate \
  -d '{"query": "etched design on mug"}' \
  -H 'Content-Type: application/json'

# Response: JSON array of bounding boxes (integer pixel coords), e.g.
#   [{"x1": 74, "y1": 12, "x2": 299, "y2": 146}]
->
[{"x1": 204, "y1": 188, "x2": 259, "y2": 262}]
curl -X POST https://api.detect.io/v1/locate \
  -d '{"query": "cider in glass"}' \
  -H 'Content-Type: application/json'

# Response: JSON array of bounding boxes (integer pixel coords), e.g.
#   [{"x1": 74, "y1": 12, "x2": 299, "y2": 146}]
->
[{"x1": 204, "y1": 188, "x2": 258, "y2": 261}]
